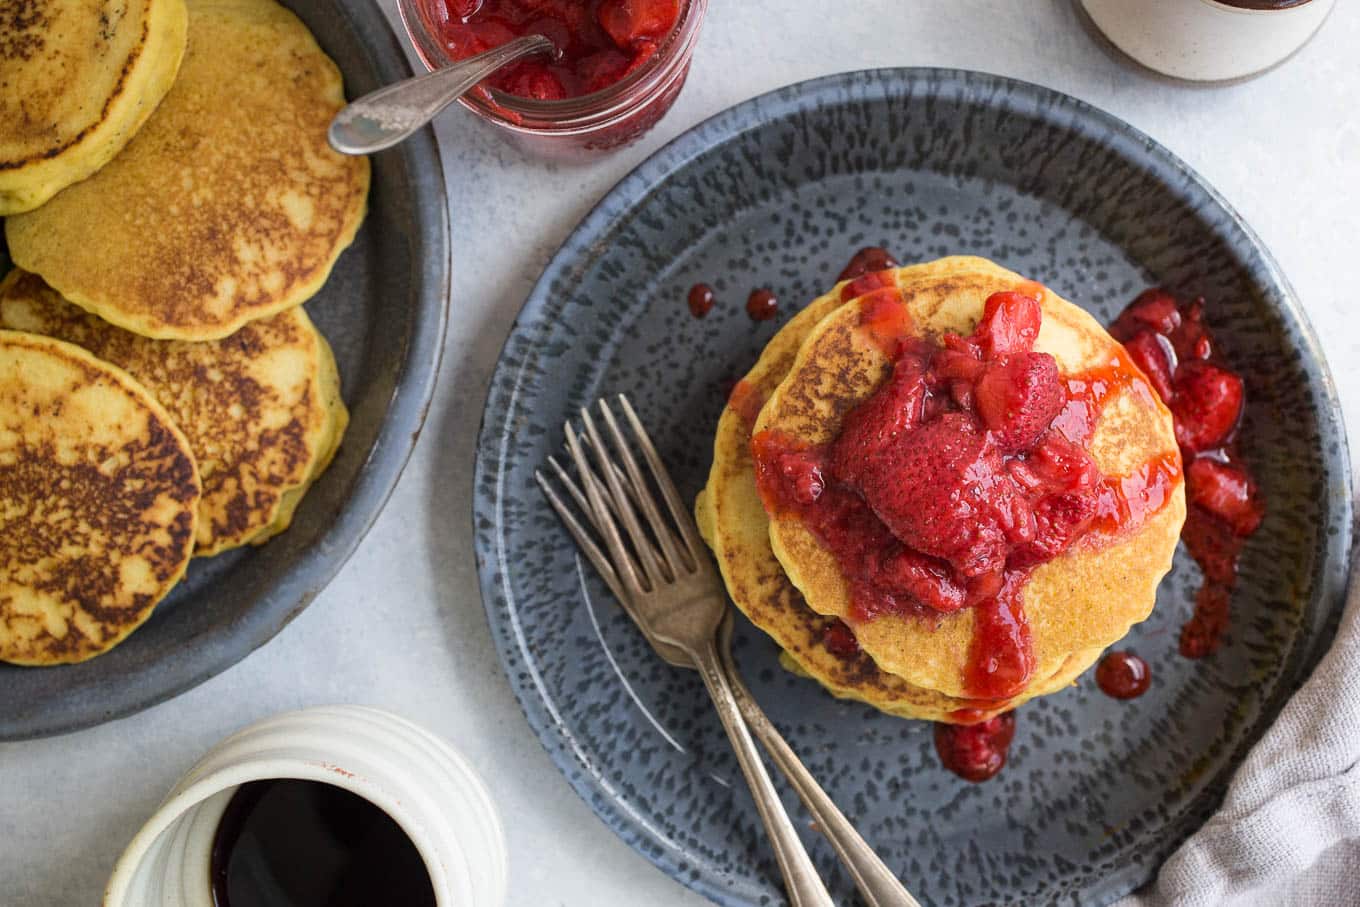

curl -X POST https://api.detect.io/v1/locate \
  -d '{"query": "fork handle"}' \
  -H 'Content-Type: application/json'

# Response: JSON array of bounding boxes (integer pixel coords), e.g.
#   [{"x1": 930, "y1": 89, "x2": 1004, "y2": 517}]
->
[
  {"x1": 720, "y1": 648, "x2": 922, "y2": 907},
  {"x1": 692, "y1": 640, "x2": 835, "y2": 907}
]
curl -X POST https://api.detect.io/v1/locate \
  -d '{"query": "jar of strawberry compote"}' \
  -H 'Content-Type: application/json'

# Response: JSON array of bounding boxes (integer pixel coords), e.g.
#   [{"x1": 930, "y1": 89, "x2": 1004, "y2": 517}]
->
[{"x1": 398, "y1": 0, "x2": 708, "y2": 158}]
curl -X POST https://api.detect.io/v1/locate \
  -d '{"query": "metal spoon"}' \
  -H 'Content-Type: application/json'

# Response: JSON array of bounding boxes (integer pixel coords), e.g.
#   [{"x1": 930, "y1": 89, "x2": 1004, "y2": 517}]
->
[{"x1": 328, "y1": 34, "x2": 555, "y2": 155}]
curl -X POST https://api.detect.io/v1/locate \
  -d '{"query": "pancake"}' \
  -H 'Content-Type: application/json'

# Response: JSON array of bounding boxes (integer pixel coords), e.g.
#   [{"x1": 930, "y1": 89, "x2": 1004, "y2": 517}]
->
[
  {"x1": 696, "y1": 258, "x2": 1109, "y2": 721},
  {"x1": 0, "y1": 0, "x2": 187, "y2": 214},
  {"x1": 249, "y1": 325, "x2": 347, "y2": 546},
  {"x1": 0, "y1": 269, "x2": 348, "y2": 555},
  {"x1": 756, "y1": 257, "x2": 1185, "y2": 699},
  {"x1": 0, "y1": 329, "x2": 200, "y2": 665},
  {"x1": 5, "y1": 0, "x2": 370, "y2": 340}
]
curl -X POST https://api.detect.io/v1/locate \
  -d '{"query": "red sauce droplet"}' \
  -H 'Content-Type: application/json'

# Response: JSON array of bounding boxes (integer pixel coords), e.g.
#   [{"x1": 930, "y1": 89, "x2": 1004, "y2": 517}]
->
[
  {"x1": 746, "y1": 288, "x2": 778, "y2": 321},
  {"x1": 820, "y1": 619, "x2": 860, "y2": 659},
  {"x1": 751, "y1": 288, "x2": 1177, "y2": 702},
  {"x1": 687, "y1": 283, "x2": 715, "y2": 318},
  {"x1": 1111, "y1": 289, "x2": 1264, "y2": 657},
  {"x1": 431, "y1": 0, "x2": 681, "y2": 100},
  {"x1": 934, "y1": 712, "x2": 1017, "y2": 782},
  {"x1": 837, "y1": 246, "x2": 900, "y2": 282},
  {"x1": 856, "y1": 289, "x2": 913, "y2": 358},
  {"x1": 1095, "y1": 650, "x2": 1151, "y2": 699},
  {"x1": 726, "y1": 379, "x2": 766, "y2": 428},
  {"x1": 840, "y1": 269, "x2": 897, "y2": 302}
]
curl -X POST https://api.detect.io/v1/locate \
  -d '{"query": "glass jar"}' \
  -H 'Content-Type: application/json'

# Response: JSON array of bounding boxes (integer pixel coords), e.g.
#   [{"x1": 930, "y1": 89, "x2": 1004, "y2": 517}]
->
[{"x1": 398, "y1": 0, "x2": 708, "y2": 158}]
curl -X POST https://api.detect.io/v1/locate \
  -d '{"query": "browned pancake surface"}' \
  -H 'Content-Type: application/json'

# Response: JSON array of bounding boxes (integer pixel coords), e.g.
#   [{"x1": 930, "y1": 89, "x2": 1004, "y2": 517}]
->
[
  {"x1": 4, "y1": 0, "x2": 367, "y2": 338},
  {"x1": 0, "y1": 330, "x2": 200, "y2": 664},
  {"x1": 0, "y1": 270, "x2": 345, "y2": 554}
]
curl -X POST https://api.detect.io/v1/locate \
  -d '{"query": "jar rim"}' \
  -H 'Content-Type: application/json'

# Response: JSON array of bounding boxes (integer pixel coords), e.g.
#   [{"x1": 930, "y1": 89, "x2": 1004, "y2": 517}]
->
[{"x1": 398, "y1": 0, "x2": 707, "y2": 131}]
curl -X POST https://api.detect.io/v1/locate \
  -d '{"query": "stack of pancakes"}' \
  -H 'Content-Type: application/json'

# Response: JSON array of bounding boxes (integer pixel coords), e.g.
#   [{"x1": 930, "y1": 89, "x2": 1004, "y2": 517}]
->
[
  {"x1": 0, "y1": 0, "x2": 367, "y2": 664},
  {"x1": 697, "y1": 256, "x2": 1185, "y2": 723}
]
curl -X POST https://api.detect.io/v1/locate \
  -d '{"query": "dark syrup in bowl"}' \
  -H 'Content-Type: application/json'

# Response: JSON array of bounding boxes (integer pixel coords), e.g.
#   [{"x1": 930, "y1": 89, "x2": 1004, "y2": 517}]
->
[{"x1": 210, "y1": 779, "x2": 436, "y2": 907}]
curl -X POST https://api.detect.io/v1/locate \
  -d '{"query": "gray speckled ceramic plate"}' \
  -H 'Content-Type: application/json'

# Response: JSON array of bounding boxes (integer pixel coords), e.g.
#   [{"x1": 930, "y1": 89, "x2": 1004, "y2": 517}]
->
[
  {"x1": 0, "y1": 0, "x2": 449, "y2": 740},
  {"x1": 474, "y1": 70, "x2": 1351, "y2": 906}
]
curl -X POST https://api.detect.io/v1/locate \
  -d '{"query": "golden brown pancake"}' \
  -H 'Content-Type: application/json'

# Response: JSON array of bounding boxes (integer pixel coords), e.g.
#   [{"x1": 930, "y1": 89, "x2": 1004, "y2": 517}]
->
[
  {"x1": 5, "y1": 0, "x2": 369, "y2": 340},
  {"x1": 696, "y1": 258, "x2": 1118, "y2": 721},
  {"x1": 0, "y1": 329, "x2": 200, "y2": 664},
  {"x1": 0, "y1": 0, "x2": 187, "y2": 214},
  {"x1": 756, "y1": 257, "x2": 1185, "y2": 699},
  {"x1": 247, "y1": 331, "x2": 347, "y2": 547},
  {"x1": 0, "y1": 269, "x2": 348, "y2": 555}
]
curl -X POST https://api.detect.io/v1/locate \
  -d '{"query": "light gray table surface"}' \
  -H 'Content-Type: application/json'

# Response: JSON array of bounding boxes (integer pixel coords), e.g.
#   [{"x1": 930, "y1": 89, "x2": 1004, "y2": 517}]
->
[{"x1": 4, "y1": 2, "x2": 1358, "y2": 904}]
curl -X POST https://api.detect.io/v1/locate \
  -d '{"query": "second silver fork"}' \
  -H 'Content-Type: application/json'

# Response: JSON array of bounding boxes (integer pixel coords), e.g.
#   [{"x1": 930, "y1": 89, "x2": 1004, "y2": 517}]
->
[{"x1": 537, "y1": 394, "x2": 919, "y2": 907}]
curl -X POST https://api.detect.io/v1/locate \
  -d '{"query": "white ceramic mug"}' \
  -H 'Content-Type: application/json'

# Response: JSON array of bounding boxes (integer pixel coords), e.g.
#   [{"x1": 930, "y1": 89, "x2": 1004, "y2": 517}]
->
[
  {"x1": 104, "y1": 705, "x2": 507, "y2": 907},
  {"x1": 1080, "y1": 0, "x2": 1336, "y2": 82}
]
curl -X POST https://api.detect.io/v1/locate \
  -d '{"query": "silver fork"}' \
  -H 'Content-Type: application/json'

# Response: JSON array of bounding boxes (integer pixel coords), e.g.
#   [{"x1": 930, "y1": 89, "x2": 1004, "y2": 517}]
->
[{"x1": 536, "y1": 394, "x2": 919, "y2": 907}]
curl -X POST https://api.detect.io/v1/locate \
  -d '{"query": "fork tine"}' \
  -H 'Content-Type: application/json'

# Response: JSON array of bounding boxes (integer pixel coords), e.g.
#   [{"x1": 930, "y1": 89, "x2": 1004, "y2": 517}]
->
[
  {"x1": 597, "y1": 398, "x2": 693, "y2": 576},
  {"x1": 548, "y1": 453, "x2": 606, "y2": 524},
  {"x1": 574, "y1": 439, "x2": 647, "y2": 518},
  {"x1": 565, "y1": 421, "x2": 648, "y2": 597},
  {"x1": 547, "y1": 454, "x2": 668, "y2": 571},
  {"x1": 535, "y1": 469, "x2": 636, "y2": 614},
  {"x1": 616, "y1": 394, "x2": 707, "y2": 561},
  {"x1": 580, "y1": 406, "x2": 671, "y2": 586}
]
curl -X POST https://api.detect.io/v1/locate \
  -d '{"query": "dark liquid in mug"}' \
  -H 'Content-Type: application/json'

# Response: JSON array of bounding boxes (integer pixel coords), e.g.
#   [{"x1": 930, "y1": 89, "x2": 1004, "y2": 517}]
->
[
  {"x1": 210, "y1": 780, "x2": 436, "y2": 907},
  {"x1": 1213, "y1": 0, "x2": 1314, "y2": 8}
]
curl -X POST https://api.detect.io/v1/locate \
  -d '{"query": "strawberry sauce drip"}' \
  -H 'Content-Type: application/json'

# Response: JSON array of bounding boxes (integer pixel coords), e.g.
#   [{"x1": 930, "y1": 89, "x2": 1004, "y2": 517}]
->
[
  {"x1": 820, "y1": 619, "x2": 861, "y2": 659},
  {"x1": 1095, "y1": 650, "x2": 1151, "y2": 699},
  {"x1": 856, "y1": 289, "x2": 915, "y2": 357},
  {"x1": 726, "y1": 379, "x2": 766, "y2": 428},
  {"x1": 1111, "y1": 290, "x2": 1264, "y2": 658},
  {"x1": 837, "y1": 246, "x2": 901, "y2": 282},
  {"x1": 751, "y1": 283, "x2": 1176, "y2": 706},
  {"x1": 934, "y1": 712, "x2": 1016, "y2": 782}
]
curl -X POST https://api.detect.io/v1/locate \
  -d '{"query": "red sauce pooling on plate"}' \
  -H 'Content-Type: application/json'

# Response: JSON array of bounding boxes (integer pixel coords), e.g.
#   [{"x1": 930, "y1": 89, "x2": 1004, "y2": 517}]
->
[
  {"x1": 1095, "y1": 650, "x2": 1151, "y2": 699},
  {"x1": 1110, "y1": 290, "x2": 1264, "y2": 658},
  {"x1": 751, "y1": 284, "x2": 1177, "y2": 702},
  {"x1": 687, "y1": 282, "x2": 715, "y2": 318},
  {"x1": 934, "y1": 711, "x2": 1016, "y2": 782},
  {"x1": 429, "y1": 0, "x2": 680, "y2": 100}
]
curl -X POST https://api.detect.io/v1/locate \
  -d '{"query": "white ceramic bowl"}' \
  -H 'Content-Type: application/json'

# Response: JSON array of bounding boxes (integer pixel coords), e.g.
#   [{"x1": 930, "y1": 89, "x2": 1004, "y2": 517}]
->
[
  {"x1": 104, "y1": 705, "x2": 507, "y2": 907},
  {"x1": 1080, "y1": 0, "x2": 1335, "y2": 82}
]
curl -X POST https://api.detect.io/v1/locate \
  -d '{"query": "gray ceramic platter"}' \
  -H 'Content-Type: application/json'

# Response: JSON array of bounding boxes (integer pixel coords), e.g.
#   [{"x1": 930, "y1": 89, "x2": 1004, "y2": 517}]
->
[
  {"x1": 0, "y1": 0, "x2": 449, "y2": 740},
  {"x1": 474, "y1": 69, "x2": 1351, "y2": 906}
]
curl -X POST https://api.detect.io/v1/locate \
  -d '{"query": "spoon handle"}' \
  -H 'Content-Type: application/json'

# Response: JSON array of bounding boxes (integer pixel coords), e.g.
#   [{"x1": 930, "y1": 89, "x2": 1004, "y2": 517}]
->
[{"x1": 328, "y1": 34, "x2": 554, "y2": 155}]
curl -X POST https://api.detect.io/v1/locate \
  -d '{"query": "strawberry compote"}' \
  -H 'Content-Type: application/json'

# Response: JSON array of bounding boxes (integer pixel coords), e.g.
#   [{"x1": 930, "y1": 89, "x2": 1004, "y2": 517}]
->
[
  {"x1": 837, "y1": 247, "x2": 900, "y2": 282},
  {"x1": 752, "y1": 286, "x2": 1174, "y2": 702},
  {"x1": 1111, "y1": 290, "x2": 1264, "y2": 657},
  {"x1": 934, "y1": 712, "x2": 1016, "y2": 782},
  {"x1": 430, "y1": 0, "x2": 680, "y2": 100}
]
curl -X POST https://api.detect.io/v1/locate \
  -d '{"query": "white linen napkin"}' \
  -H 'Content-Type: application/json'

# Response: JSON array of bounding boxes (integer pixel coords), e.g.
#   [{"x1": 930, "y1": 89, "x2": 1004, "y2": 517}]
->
[{"x1": 1119, "y1": 543, "x2": 1360, "y2": 906}]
